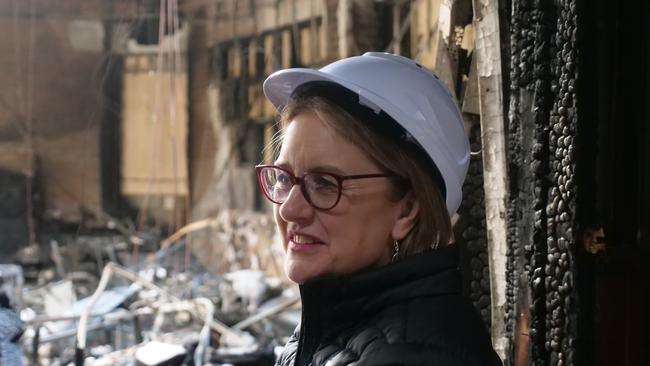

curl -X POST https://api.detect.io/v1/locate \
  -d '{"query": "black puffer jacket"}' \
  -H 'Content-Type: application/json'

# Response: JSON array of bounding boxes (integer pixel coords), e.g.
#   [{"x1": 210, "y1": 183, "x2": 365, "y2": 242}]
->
[{"x1": 276, "y1": 247, "x2": 502, "y2": 366}]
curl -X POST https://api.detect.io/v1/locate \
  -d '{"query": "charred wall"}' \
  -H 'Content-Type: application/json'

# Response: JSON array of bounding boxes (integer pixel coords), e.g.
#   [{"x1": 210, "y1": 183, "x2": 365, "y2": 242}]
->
[
  {"x1": 0, "y1": 171, "x2": 29, "y2": 261},
  {"x1": 506, "y1": 0, "x2": 650, "y2": 364},
  {"x1": 506, "y1": 0, "x2": 579, "y2": 365},
  {"x1": 0, "y1": 0, "x2": 107, "y2": 222},
  {"x1": 455, "y1": 119, "x2": 492, "y2": 328}
]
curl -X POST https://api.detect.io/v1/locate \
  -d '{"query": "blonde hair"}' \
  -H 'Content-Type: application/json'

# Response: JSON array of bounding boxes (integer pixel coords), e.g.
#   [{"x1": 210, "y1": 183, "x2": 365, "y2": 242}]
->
[{"x1": 269, "y1": 96, "x2": 452, "y2": 258}]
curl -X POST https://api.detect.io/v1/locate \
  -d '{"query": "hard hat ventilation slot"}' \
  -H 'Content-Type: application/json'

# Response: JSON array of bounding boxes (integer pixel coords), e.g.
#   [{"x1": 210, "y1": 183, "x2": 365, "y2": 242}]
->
[{"x1": 357, "y1": 91, "x2": 382, "y2": 114}]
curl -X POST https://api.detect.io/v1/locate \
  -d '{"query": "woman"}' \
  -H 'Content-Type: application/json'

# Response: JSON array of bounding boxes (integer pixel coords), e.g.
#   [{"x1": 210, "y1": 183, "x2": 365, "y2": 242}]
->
[{"x1": 256, "y1": 53, "x2": 502, "y2": 366}]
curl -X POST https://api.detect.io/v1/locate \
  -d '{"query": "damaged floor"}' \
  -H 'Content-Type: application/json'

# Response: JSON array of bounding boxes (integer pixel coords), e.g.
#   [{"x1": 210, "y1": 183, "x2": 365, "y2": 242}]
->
[{"x1": 0, "y1": 210, "x2": 298, "y2": 366}]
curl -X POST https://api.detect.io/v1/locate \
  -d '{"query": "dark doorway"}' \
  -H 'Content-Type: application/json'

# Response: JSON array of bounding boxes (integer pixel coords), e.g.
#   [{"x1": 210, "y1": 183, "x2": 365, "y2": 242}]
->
[{"x1": 577, "y1": 0, "x2": 650, "y2": 365}]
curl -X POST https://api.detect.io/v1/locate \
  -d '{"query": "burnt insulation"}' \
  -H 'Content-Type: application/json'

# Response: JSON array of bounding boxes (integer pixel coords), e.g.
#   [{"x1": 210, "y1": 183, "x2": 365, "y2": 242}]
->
[
  {"x1": 455, "y1": 117, "x2": 491, "y2": 329},
  {"x1": 507, "y1": 0, "x2": 579, "y2": 365}
]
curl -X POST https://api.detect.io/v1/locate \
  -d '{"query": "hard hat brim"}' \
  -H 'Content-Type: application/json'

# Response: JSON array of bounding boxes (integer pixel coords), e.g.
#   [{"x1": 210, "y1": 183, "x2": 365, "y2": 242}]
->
[{"x1": 263, "y1": 68, "x2": 362, "y2": 110}]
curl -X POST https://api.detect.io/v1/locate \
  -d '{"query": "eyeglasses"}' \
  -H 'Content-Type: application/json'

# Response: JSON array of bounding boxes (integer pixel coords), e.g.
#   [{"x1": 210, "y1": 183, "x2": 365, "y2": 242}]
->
[{"x1": 255, "y1": 164, "x2": 397, "y2": 210}]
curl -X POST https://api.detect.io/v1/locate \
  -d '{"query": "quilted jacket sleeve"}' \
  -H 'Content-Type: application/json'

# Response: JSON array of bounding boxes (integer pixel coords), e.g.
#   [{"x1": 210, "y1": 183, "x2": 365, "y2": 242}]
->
[{"x1": 276, "y1": 328, "x2": 300, "y2": 366}]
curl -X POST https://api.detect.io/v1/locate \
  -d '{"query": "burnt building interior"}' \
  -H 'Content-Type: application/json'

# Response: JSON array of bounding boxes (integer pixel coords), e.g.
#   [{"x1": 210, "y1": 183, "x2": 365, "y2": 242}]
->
[{"x1": 0, "y1": 0, "x2": 648, "y2": 365}]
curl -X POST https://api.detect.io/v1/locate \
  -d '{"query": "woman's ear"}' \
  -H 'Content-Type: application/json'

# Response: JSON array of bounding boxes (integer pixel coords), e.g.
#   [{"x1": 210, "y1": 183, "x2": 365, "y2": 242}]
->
[{"x1": 391, "y1": 192, "x2": 419, "y2": 240}]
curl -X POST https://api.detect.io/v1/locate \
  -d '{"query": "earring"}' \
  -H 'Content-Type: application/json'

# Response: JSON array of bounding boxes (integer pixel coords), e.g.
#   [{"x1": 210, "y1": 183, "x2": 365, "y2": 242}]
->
[{"x1": 392, "y1": 239, "x2": 400, "y2": 263}]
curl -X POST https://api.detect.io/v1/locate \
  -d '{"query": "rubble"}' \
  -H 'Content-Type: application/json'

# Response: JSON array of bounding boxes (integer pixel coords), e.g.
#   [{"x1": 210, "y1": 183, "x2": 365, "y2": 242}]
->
[
  {"x1": 135, "y1": 341, "x2": 186, "y2": 365},
  {"x1": 7, "y1": 210, "x2": 297, "y2": 366},
  {"x1": 0, "y1": 265, "x2": 25, "y2": 366},
  {"x1": 0, "y1": 306, "x2": 24, "y2": 366}
]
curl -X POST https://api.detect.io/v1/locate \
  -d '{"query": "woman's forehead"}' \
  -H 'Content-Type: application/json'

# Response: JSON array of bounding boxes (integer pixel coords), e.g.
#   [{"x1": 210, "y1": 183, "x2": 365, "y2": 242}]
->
[{"x1": 276, "y1": 112, "x2": 376, "y2": 173}]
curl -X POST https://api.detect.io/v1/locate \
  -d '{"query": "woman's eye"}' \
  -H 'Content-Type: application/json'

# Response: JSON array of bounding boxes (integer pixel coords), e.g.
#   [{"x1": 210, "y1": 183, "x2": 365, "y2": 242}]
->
[
  {"x1": 275, "y1": 172, "x2": 292, "y2": 187},
  {"x1": 312, "y1": 175, "x2": 338, "y2": 190}
]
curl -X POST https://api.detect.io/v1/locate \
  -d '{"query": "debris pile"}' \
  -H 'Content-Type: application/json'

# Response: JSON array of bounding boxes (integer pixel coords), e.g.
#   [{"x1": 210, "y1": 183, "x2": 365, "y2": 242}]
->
[
  {"x1": 2, "y1": 210, "x2": 298, "y2": 366},
  {"x1": 0, "y1": 265, "x2": 24, "y2": 366}
]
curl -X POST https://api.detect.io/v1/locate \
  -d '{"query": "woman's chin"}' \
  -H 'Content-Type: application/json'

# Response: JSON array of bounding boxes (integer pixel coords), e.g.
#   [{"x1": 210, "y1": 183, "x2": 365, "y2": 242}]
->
[
  {"x1": 285, "y1": 258, "x2": 326, "y2": 284},
  {"x1": 287, "y1": 271, "x2": 315, "y2": 285}
]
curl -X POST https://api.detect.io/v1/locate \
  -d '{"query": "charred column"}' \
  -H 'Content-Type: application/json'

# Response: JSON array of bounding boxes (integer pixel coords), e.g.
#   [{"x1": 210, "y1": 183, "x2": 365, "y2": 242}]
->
[
  {"x1": 456, "y1": 119, "x2": 491, "y2": 328},
  {"x1": 506, "y1": 0, "x2": 579, "y2": 365}
]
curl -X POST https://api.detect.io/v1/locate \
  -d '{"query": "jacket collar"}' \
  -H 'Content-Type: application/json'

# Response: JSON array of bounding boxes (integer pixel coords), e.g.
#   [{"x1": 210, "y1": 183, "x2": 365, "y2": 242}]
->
[
  {"x1": 293, "y1": 246, "x2": 462, "y2": 366},
  {"x1": 298, "y1": 246, "x2": 461, "y2": 337},
  {"x1": 300, "y1": 245, "x2": 461, "y2": 301}
]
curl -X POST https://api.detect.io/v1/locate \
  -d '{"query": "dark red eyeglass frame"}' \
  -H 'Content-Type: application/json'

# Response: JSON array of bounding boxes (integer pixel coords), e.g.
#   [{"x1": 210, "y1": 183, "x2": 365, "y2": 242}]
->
[{"x1": 255, "y1": 164, "x2": 397, "y2": 210}]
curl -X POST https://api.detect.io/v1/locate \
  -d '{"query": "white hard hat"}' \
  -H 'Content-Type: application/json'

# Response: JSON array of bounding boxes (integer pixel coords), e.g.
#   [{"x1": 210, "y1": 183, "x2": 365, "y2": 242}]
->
[{"x1": 263, "y1": 52, "x2": 470, "y2": 216}]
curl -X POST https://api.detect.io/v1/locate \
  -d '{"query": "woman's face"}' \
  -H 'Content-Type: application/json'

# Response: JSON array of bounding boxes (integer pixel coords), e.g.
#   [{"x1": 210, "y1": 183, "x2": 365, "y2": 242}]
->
[{"x1": 274, "y1": 111, "x2": 405, "y2": 284}]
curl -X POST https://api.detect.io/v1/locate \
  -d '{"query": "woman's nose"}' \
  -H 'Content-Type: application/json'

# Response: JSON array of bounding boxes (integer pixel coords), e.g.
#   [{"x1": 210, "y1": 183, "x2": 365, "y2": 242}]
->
[{"x1": 278, "y1": 184, "x2": 313, "y2": 222}]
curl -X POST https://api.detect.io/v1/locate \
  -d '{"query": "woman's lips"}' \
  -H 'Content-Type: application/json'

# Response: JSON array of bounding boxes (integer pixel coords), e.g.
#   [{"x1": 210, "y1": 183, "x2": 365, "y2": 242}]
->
[{"x1": 288, "y1": 233, "x2": 325, "y2": 251}]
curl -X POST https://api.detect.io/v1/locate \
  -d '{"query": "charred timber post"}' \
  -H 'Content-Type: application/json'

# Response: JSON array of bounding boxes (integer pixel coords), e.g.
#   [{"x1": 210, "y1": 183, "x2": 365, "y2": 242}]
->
[{"x1": 472, "y1": 0, "x2": 508, "y2": 361}]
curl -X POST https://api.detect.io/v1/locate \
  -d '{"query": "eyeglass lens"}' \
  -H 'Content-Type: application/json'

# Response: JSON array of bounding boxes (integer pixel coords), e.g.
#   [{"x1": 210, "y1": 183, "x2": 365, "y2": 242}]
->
[{"x1": 260, "y1": 167, "x2": 340, "y2": 209}]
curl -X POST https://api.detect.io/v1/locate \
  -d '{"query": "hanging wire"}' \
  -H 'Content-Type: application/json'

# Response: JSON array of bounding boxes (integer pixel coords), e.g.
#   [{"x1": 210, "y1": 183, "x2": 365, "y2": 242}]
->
[
  {"x1": 134, "y1": 0, "x2": 169, "y2": 265},
  {"x1": 164, "y1": 0, "x2": 182, "y2": 273},
  {"x1": 166, "y1": 0, "x2": 176, "y2": 257},
  {"x1": 10, "y1": 0, "x2": 39, "y2": 247},
  {"x1": 172, "y1": 0, "x2": 193, "y2": 273},
  {"x1": 24, "y1": 0, "x2": 37, "y2": 246},
  {"x1": 129, "y1": 0, "x2": 190, "y2": 271},
  {"x1": 173, "y1": 0, "x2": 190, "y2": 274},
  {"x1": 12, "y1": 0, "x2": 24, "y2": 117},
  {"x1": 10, "y1": 0, "x2": 32, "y2": 248},
  {"x1": 138, "y1": 2, "x2": 166, "y2": 229},
  {"x1": 171, "y1": 0, "x2": 188, "y2": 273}
]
